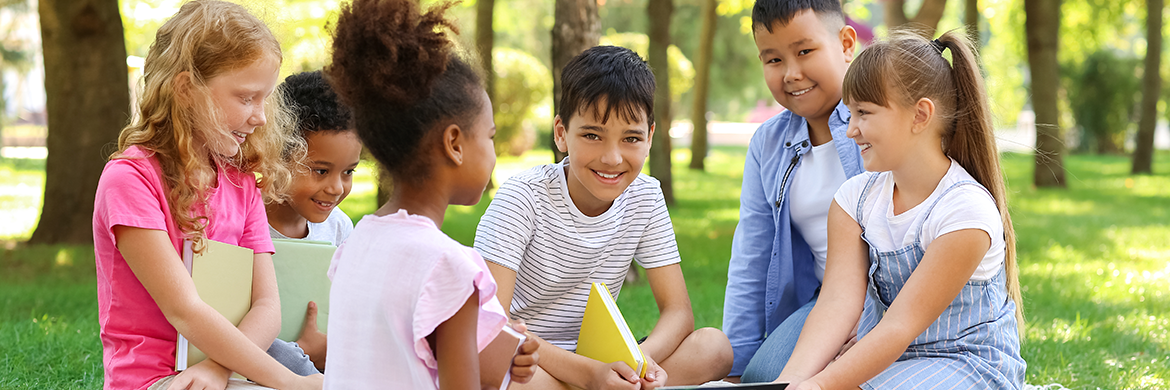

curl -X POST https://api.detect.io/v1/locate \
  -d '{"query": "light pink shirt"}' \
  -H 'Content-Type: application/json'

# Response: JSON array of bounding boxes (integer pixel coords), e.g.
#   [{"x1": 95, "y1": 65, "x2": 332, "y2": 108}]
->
[
  {"x1": 92, "y1": 146, "x2": 274, "y2": 390},
  {"x1": 324, "y1": 210, "x2": 508, "y2": 389}
]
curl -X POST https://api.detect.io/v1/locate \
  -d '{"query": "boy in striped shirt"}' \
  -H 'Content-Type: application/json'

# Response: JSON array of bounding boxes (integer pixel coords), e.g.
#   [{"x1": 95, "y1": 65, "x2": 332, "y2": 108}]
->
[{"x1": 474, "y1": 45, "x2": 733, "y2": 389}]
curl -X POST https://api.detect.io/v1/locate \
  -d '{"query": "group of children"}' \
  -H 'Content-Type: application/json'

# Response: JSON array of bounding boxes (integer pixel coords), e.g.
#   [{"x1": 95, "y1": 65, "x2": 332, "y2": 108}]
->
[{"x1": 92, "y1": 0, "x2": 1025, "y2": 389}]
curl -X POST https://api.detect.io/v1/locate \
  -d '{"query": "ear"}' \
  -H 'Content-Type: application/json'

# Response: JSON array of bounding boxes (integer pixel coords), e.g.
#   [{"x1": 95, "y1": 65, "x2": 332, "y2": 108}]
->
[
  {"x1": 172, "y1": 71, "x2": 192, "y2": 101},
  {"x1": 646, "y1": 122, "x2": 656, "y2": 148},
  {"x1": 839, "y1": 25, "x2": 858, "y2": 63},
  {"x1": 553, "y1": 115, "x2": 569, "y2": 154},
  {"x1": 442, "y1": 124, "x2": 465, "y2": 166},
  {"x1": 911, "y1": 98, "x2": 936, "y2": 134}
]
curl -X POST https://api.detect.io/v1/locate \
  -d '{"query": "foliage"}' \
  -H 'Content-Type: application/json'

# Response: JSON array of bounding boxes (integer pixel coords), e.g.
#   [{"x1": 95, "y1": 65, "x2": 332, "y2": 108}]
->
[
  {"x1": 492, "y1": 47, "x2": 552, "y2": 156},
  {"x1": 1063, "y1": 49, "x2": 1141, "y2": 154},
  {"x1": 599, "y1": 32, "x2": 695, "y2": 104}
]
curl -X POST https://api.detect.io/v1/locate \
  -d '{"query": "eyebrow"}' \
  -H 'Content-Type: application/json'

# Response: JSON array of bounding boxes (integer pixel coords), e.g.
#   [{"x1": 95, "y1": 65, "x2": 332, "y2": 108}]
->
[
  {"x1": 624, "y1": 129, "x2": 647, "y2": 136},
  {"x1": 789, "y1": 38, "x2": 812, "y2": 48},
  {"x1": 309, "y1": 160, "x2": 335, "y2": 167}
]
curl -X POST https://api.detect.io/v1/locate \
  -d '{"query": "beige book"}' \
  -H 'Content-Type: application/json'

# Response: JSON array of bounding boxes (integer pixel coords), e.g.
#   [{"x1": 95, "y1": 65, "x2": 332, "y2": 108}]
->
[{"x1": 175, "y1": 239, "x2": 254, "y2": 372}]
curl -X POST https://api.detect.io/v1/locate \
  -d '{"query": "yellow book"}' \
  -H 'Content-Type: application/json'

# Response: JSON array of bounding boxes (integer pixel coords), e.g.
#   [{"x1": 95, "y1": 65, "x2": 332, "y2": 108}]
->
[
  {"x1": 576, "y1": 282, "x2": 646, "y2": 378},
  {"x1": 175, "y1": 239, "x2": 254, "y2": 371},
  {"x1": 271, "y1": 239, "x2": 335, "y2": 342}
]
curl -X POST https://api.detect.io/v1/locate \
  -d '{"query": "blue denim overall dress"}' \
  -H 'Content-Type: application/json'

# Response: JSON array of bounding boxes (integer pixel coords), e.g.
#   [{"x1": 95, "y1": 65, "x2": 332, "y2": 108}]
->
[{"x1": 853, "y1": 174, "x2": 1026, "y2": 389}]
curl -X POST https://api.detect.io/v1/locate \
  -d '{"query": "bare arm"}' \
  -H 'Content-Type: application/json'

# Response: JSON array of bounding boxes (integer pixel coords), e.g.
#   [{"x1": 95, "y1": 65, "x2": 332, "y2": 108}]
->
[
  {"x1": 485, "y1": 262, "x2": 639, "y2": 390},
  {"x1": 434, "y1": 291, "x2": 483, "y2": 390},
  {"x1": 113, "y1": 226, "x2": 317, "y2": 390},
  {"x1": 775, "y1": 202, "x2": 870, "y2": 383},
  {"x1": 805, "y1": 228, "x2": 990, "y2": 389},
  {"x1": 638, "y1": 264, "x2": 693, "y2": 362}
]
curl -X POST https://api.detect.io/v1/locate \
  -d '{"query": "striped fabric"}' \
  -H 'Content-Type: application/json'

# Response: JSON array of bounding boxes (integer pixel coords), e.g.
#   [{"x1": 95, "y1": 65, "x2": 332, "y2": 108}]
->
[
  {"x1": 474, "y1": 161, "x2": 681, "y2": 351},
  {"x1": 852, "y1": 174, "x2": 1026, "y2": 390}
]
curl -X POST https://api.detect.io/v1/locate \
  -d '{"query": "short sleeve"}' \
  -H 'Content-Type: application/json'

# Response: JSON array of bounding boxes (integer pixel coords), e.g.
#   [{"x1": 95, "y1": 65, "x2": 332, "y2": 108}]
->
[
  {"x1": 95, "y1": 158, "x2": 170, "y2": 237},
  {"x1": 474, "y1": 177, "x2": 537, "y2": 271},
  {"x1": 922, "y1": 185, "x2": 1001, "y2": 243},
  {"x1": 833, "y1": 172, "x2": 878, "y2": 224},
  {"x1": 411, "y1": 248, "x2": 508, "y2": 368},
  {"x1": 633, "y1": 179, "x2": 682, "y2": 269},
  {"x1": 237, "y1": 172, "x2": 275, "y2": 254}
]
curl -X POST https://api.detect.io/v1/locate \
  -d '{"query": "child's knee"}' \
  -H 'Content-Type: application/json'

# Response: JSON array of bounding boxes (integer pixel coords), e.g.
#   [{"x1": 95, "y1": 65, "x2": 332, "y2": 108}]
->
[{"x1": 690, "y1": 327, "x2": 734, "y2": 372}]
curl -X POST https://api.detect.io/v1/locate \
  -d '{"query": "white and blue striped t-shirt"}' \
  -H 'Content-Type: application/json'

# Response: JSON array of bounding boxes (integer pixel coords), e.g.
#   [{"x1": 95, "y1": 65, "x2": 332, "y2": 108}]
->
[{"x1": 474, "y1": 160, "x2": 681, "y2": 351}]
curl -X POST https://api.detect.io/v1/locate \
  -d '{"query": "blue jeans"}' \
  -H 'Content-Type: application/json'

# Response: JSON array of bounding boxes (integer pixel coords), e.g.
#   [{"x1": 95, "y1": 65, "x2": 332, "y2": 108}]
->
[
  {"x1": 267, "y1": 339, "x2": 320, "y2": 376},
  {"x1": 741, "y1": 297, "x2": 817, "y2": 383}
]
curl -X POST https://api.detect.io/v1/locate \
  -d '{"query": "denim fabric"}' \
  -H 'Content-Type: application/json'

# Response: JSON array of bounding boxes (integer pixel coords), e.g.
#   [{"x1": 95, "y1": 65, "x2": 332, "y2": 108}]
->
[
  {"x1": 740, "y1": 297, "x2": 817, "y2": 383},
  {"x1": 267, "y1": 339, "x2": 320, "y2": 376},
  {"x1": 723, "y1": 101, "x2": 863, "y2": 376}
]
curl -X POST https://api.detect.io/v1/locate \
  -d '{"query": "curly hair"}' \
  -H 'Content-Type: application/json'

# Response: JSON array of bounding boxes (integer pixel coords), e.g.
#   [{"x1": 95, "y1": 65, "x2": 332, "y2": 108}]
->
[
  {"x1": 115, "y1": 0, "x2": 295, "y2": 252},
  {"x1": 282, "y1": 70, "x2": 353, "y2": 135},
  {"x1": 325, "y1": 0, "x2": 484, "y2": 185}
]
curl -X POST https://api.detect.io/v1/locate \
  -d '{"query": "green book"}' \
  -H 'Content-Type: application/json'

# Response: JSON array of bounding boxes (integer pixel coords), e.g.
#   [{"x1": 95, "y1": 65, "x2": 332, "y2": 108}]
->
[{"x1": 271, "y1": 239, "x2": 336, "y2": 342}]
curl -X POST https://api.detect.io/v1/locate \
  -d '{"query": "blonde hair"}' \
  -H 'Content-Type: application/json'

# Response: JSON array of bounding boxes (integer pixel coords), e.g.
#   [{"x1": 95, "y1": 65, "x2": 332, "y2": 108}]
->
[
  {"x1": 116, "y1": 0, "x2": 298, "y2": 251},
  {"x1": 842, "y1": 28, "x2": 1023, "y2": 326}
]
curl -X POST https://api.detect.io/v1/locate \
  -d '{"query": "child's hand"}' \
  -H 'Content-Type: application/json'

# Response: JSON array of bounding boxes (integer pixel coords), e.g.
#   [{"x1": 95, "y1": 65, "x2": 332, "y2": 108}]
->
[
  {"x1": 295, "y1": 301, "x2": 328, "y2": 371},
  {"x1": 588, "y1": 361, "x2": 641, "y2": 390},
  {"x1": 167, "y1": 359, "x2": 231, "y2": 390},
  {"x1": 788, "y1": 379, "x2": 824, "y2": 390},
  {"x1": 508, "y1": 320, "x2": 539, "y2": 384},
  {"x1": 638, "y1": 355, "x2": 667, "y2": 389}
]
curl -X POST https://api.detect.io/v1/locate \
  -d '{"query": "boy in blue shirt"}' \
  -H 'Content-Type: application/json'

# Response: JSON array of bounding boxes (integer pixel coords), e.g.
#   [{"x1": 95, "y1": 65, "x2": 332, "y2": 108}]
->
[{"x1": 723, "y1": 0, "x2": 863, "y2": 382}]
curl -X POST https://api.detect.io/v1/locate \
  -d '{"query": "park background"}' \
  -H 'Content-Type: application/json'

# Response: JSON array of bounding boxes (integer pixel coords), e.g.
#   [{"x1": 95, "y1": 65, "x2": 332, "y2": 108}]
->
[{"x1": 1, "y1": 0, "x2": 1169, "y2": 388}]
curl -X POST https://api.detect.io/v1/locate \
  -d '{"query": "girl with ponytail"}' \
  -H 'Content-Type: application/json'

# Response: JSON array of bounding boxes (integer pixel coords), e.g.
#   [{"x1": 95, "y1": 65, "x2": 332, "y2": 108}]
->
[{"x1": 771, "y1": 29, "x2": 1025, "y2": 390}]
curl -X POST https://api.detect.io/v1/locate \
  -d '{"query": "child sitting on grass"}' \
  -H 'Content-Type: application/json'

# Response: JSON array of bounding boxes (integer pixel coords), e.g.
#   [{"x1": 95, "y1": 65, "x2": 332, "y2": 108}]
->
[
  {"x1": 475, "y1": 45, "x2": 733, "y2": 390},
  {"x1": 263, "y1": 70, "x2": 363, "y2": 374}
]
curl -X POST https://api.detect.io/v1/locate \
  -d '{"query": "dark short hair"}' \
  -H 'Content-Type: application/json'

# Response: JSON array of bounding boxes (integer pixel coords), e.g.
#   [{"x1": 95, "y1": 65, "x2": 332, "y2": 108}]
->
[
  {"x1": 752, "y1": 0, "x2": 845, "y2": 33},
  {"x1": 282, "y1": 70, "x2": 353, "y2": 136},
  {"x1": 558, "y1": 45, "x2": 655, "y2": 128}
]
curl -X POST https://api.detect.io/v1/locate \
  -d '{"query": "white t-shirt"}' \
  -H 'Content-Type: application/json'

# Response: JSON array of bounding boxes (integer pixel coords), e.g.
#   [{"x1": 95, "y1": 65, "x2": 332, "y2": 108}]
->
[
  {"x1": 269, "y1": 207, "x2": 354, "y2": 246},
  {"x1": 474, "y1": 161, "x2": 681, "y2": 351},
  {"x1": 788, "y1": 140, "x2": 848, "y2": 282},
  {"x1": 324, "y1": 210, "x2": 508, "y2": 389},
  {"x1": 833, "y1": 160, "x2": 1005, "y2": 281}
]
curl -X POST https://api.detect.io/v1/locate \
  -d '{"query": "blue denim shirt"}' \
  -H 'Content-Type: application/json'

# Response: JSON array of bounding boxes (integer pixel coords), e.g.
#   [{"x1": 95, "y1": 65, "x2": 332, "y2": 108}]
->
[{"x1": 723, "y1": 101, "x2": 863, "y2": 376}]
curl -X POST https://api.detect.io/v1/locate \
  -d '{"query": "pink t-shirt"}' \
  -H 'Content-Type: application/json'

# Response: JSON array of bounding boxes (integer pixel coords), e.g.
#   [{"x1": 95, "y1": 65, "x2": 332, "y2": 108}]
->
[
  {"x1": 92, "y1": 146, "x2": 274, "y2": 390},
  {"x1": 323, "y1": 210, "x2": 508, "y2": 389}
]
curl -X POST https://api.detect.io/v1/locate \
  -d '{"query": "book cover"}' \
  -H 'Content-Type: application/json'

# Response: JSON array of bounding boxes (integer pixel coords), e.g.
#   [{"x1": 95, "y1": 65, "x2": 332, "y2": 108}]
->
[
  {"x1": 270, "y1": 239, "x2": 335, "y2": 342},
  {"x1": 176, "y1": 239, "x2": 254, "y2": 371},
  {"x1": 576, "y1": 282, "x2": 646, "y2": 378},
  {"x1": 480, "y1": 325, "x2": 527, "y2": 390}
]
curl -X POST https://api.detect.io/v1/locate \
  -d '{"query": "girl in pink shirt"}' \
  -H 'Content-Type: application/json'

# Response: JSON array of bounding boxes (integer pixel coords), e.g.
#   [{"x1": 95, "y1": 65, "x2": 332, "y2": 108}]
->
[
  {"x1": 91, "y1": 1, "x2": 322, "y2": 389},
  {"x1": 321, "y1": 0, "x2": 537, "y2": 388}
]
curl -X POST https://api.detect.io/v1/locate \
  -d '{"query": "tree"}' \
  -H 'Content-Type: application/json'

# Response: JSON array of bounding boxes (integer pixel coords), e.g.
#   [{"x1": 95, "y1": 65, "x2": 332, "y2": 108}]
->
[
  {"x1": 1132, "y1": 0, "x2": 1162, "y2": 174},
  {"x1": 1025, "y1": 0, "x2": 1066, "y2": 187},
  {"x1": 476, "y1": 0, "x2": 494, "y2": 103},
  {"x1": 688, "y1": 0, "x2": 715, "y2": 171},
  {"x1": 647, "y1": 0, "x2": 674, "y2": 205},
  {"x1": 32, "y1": 0, "x2": 130, "y2": 244},
  {"x1": 886, "y1": 0, "x2": 949, "y2": 36},
  {"x1": 550, "y1": 0, "x2": 599, "y2": 163},
  {"x1": 965, "y1": 0, "x2": 979, "y2": 44}
]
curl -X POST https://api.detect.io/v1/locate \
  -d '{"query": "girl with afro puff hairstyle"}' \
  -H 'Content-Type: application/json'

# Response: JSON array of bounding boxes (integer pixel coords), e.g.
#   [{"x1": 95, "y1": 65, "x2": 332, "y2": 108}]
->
[{"x1": 320, "y1": 0, "x2": 537, "y2": 388}]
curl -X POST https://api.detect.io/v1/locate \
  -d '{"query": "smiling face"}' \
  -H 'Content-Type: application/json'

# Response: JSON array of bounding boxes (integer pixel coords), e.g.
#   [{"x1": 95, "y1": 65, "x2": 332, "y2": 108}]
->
[
  {"x1": 846, "y1": 100, "x2": 919, "y2": 172},
  {"x1": 203, "y1": 55, "x2": 281, "y2": 158},
  {"x1": 554, "y1": 100, "x2": 654, "y2": 216},
  {"x1": 286, "y1": 130, "x2": 363, "y2": 223},
  {"x1": 754, "y1": 10, "x2": 855, "y2": 125}
]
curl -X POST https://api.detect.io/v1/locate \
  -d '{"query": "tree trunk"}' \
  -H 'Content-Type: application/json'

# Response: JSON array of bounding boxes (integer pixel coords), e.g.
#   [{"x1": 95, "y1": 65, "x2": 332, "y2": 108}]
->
[
  {"x1": 31, "y1": 0, "x2": 129, "y2": 244},
  {"x1": 1132, "y1": 0, "x2": 1162, "y2": 174},
  {"x1": 886, "y1": 0, "x2": 949, "y2": 36},
  {"x1": 1025, "y1": 0, "x2": 1067, "y2": 187},
  {"x1": 647, "y1": 0, "x2": 674, "y2": 205},
  {"x1": 965, "y1": 0, "x2": 979, "y2": 45},
  {"x1": 476, "y1": 0, "x2": 496, "y2": 192},
  {"x1": 476, "y1": 0, "x2": 495, "y2": 104},
  {"x1": 551, "y1": 0, "x2": 599, "y2": 163},
  {"x1": 688, "y1": 0, "x2": 715, "y2": 171}
]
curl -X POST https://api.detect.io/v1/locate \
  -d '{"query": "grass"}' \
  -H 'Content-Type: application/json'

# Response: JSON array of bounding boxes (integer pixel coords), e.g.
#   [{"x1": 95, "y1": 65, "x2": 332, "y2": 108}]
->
[{"x1": 1, "y1": 149, "x2": 1169, "y2": 388}]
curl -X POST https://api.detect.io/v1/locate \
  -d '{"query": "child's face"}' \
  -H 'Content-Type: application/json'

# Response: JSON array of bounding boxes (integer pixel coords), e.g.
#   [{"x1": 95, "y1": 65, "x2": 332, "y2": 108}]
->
[
  {"x1": 846, "y1": 100, "x2": 918, "y2": 172},
  {"x1": 754, "y1": 10, "x2": 855, "y2": 125},
  {"x1": 288, "y1": 130, "x2": 363, "y2": 223},
  {"x1": 204, "y1": 55, "x2": 280, "y2": 158},
  {"x1": 554, "y1": 101, "x2": 653, "y2": 215},
  {"x1": 453, "y1": 90, "x2": 498, "y2": 206}
]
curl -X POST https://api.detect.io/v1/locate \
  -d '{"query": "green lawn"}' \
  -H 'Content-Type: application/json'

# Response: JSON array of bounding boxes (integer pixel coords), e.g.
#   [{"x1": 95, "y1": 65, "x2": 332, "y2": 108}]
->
[{"x1": 1, "y1": 149, "x2": 1168, "y2": 388}]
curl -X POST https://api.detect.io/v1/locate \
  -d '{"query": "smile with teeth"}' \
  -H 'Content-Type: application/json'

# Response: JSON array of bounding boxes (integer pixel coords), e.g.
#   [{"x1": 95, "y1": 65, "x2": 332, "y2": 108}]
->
[
  {"x1": 312, "y1": 199, "x2": 335, "y2": 208},
  {"x1": 789, "y1": 86, "x2": 814, "y2": 96},
  {"x1": 859, "y1": 143, "x2": 872, "y2": 152},
  {"x1": 594, "y1": 170, "x2": 621, "y2": 180},
  {"x1": 232, "y1": 131, "x2": 248, "y2": 142}
]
